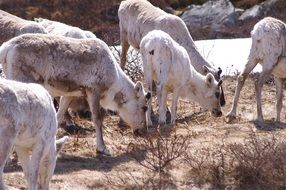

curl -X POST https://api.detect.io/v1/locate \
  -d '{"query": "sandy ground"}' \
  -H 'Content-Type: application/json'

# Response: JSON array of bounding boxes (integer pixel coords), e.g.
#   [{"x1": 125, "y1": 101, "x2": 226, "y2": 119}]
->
[{"x1": 3, "y1": 76, "x2": 286, "y2": 190}]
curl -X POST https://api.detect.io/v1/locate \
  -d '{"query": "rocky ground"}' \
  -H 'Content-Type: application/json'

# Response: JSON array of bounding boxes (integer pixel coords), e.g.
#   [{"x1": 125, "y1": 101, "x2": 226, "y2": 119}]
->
[{"x1": 4, "y1": 76, "x2": 286, "y2": 189}]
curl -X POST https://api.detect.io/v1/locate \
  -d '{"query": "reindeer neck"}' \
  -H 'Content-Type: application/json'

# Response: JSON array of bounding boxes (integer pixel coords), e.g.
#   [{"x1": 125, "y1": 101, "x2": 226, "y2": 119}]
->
[
  {"x1": 182, "y1": 36, "x2": 213, "y2": 75},
  {"x1": 180, "y1": 68, "x2": 206, "y2": 100},
  {"x1": 101, "y1": 68, "x2": 135, "y2": 110}
]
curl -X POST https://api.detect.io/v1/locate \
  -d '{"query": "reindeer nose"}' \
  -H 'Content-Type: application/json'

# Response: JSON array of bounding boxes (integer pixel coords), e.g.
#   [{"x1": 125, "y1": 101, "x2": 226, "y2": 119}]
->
[
  {"x1": 133, "y1": 128, "x2": 146, "y2": 137},
  {"x1": 78, "y1": 110, "x2": 91, "y2": 118},
  {"x1": 212, "y1": 109, "x2": 222, "y2": 117}
]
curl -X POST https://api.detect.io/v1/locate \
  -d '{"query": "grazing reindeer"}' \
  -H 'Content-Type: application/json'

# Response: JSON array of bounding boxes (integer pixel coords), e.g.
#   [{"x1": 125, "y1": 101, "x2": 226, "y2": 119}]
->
[
  {"x1": 118, "y1": 0, "x2": 225, "y2": 107},
  {"x1": 0, "y1": 34, "x2": 150, "y2": 155},
  {"x1": 227, "y1": 17, "x2": 286, "y2": 122},
  {"x1": 140, "y1": 30, "x2": 223, "y2": 126}
]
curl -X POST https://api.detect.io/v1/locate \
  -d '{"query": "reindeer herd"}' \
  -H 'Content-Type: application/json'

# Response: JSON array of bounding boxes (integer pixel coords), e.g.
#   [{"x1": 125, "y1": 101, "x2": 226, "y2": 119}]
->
[{"x1": 0, "y1": 0, "x2": 286, "y2": 189}]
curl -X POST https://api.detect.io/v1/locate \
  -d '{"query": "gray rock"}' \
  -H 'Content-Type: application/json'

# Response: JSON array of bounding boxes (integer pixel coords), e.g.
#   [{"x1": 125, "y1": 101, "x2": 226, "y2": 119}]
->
[
  {"x1": 239, "y1": 5, "x2": 264, "y2": 21},
  {"x1": 181, "y1": 0, "x2": 286, "y2": 40},
  {"x1": 181, "y1": 0, "x2": 238, "y2": 40},
  {"x1": 235, "y1": 0, "x2": 286, "y2": 38}
]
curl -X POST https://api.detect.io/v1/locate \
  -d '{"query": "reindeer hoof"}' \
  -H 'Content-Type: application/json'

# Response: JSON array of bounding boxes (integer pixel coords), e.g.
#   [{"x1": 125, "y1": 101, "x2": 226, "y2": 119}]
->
[
  {"x1": 166, "y1": 109, "x2": 171, "y2": 124},
  {"x1": 225, "y1": 114, "x2": 236, "y2": 123},
  {"x1": 158, "y1": 122, "x2": 166, "y2": 128},
  {"x1": 118, "y1": 118, "x2": 128, "y2": 129},
  {"x1": 62, "y1": 124, "x2": 87, "y2": 135},
  {"x1": 96, "y1": 148, "x2": 111, "y2": 156}
]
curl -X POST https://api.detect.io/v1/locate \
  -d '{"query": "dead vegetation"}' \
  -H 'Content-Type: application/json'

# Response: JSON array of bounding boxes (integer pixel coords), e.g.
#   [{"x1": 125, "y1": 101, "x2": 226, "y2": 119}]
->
[
  {"x1": 74, "y1": 125, "x2": 286, "y2": 190},
  {"x1": 111, "y1": 46, "x2": 143, "y2": 82},
  {"x1": 184, "y1": 132, "x2": 286, "y2": 189}
]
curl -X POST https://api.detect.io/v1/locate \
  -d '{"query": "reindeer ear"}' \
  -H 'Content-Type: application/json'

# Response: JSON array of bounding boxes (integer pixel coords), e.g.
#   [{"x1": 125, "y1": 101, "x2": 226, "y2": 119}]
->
[
  {"x1": 205, "y1": 73, "x2": 214, "y2": 88},
  {"x1": 218, "y1": 67, "x2": 222, "y2": 76},
  {"x1": 145, "y1": 92, "x2": 151, "y2": 100},
  {"x1": 134, "y1": 81, "x2": 144, "y2": 98},
  {"x1": 203, "y1": 65, "x2": 210, "y2": 75}
]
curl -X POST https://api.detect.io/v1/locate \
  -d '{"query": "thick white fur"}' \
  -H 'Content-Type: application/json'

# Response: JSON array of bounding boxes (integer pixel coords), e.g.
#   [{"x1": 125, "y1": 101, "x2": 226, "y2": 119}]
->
[
  {"x1": 227, "y1": 17, "x2": 286, "y2": 122},
  {"x1": 140, "y1": 30, "x2": 222, "y2": 126},
  {"x1": 0, "y1": 33, "x2": 149, "y2": 155},
  {"x1": 35, "y1": 18, "x2": 96, "y2": 39},
  {"x1": 0, "y1": 10, "x2": 47, "y2": 45},
  {"x1": 118, "y1": 0, "x2": 219, "y2": 78},
  {"x1": 0, "y1": 79, "x2": 66, "y2": 190},
  {"x1": 35, "y1": 18, "x2": 97, "y2": 125}
]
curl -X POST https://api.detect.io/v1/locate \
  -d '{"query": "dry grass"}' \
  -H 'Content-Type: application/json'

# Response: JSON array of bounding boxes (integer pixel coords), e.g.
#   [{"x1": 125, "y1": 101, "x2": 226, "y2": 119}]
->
[{"x1": 184, "y1": 132, "x2": 286, "y2": 189}]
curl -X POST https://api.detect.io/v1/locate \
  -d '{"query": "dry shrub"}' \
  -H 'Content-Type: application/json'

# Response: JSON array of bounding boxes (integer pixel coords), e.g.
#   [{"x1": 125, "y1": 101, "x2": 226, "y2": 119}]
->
[
  {"x1": 104, "y1": 171, "x2": 177, "y2": 190},
  {"x1": 126, "y1": 132, "x2": 191, "y2": 189},
  {"x1": 128, "y1": 133, "x2": 190, "y2": 173},
  {"x1": 184, "y1": 133, "x2": 286, "y2": 189},
  {"x1": 227, "y1": 133, "x2": 286, "y2": 190},
  {"x1": 91, "y1": 131, "x2": 190, "y2": 189},
  {"x1": 110, "y1": 46, "x2": 143, "y2": 82},
  {"x1": 184, "y1": 144, "x2": 229, "y2": 189}
]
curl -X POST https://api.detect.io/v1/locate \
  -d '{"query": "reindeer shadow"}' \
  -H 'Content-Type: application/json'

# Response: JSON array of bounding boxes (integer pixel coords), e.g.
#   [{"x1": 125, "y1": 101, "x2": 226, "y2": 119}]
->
[
  {"x1": 4, "y1": 146, "x2": 146, "y2": 174},
  {"x1": 253, "y1": 119, "x2": 286, "y2": 131},
  {"x1": 54, "y1": 144, "x2": 148, "y2": 174},
  {"x1": 176, "y1": 111, "x2": 204, "y2": 124},
  {"x1": 4, "y1": 162, "x2": 22, "y2": 173}
]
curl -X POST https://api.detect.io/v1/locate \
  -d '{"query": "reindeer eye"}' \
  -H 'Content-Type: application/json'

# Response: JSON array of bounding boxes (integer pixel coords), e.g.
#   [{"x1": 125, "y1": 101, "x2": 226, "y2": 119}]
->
[
  {"x1": 142, "y1": 106, "x2": 148, "y2": 112},
  {"x1": 215, "y1": 92, "x2": 220, "y2": 99}
]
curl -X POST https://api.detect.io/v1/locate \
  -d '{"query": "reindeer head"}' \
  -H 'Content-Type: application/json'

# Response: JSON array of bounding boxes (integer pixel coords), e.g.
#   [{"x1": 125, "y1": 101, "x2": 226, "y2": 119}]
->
[{"x1": 115, "y1": 81, "x2": 151, "y2": 136}]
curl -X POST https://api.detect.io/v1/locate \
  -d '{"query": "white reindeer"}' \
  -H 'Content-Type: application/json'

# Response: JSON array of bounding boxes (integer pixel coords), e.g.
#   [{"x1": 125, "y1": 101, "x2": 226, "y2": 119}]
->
[
  {"x1": 0, "y1": 78, "x2": 68, "y2": 190},
  {"x1": 140, "y1": 30, "x2": 223, "y2": 126},
  {"x1": 226, "y1": 17, "x2": 286, "y2": 122},
  {"x1": 118, "y1": 0, "x2": 225, "y2": 107},
  {"x1": 0, "y1": 33, "x2": 150, "y2": 155}
]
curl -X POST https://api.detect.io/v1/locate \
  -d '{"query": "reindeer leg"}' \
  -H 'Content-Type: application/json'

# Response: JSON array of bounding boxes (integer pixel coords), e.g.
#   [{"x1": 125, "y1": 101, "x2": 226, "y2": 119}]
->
[
  {"x1": 226, "y1": 55, "x2": 259, "y2": 122},
  {"x1": 142, "y1": 55, "x2": 153, "y2": 127},
  {"x1": 120, "y1": 30, "x2": 130, "y2": 69},
  {"x1": 170, "y1": 87, "x2": 181, "y2": 125},
  {"x1": 38, "y1": 140, "x2": 56, "y2": 190},
  {"x1": 157, "y1": 82, "x2": 167, "y2": 126},
  {"x1": 255, "y1": 56, "x2": 278, "y2": 122},
  {"x1": 57, "y1": 96, "x2": 73, "y2": 129},
  {"x1": 275, "y1": 77, "x2": 283, "y2": 122},
  {"x1": 28, "y1": 142, "x2": 46, "y2": 190},
  {"x1": 0, "y1": 123, "x2": 16, "y2": 190},
  {"x1": 14, "y1": 146, "x2": 30, "y2": 182},
  {"x1": 86, "y1": 90, "x2": 110, "y2": 156}
]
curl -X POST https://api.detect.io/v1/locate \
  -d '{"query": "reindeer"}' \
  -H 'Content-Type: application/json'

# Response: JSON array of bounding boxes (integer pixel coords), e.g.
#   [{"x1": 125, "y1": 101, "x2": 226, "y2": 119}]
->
[{"x1": 227, "y1": 17, "x2": 286, "y2": 122}]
